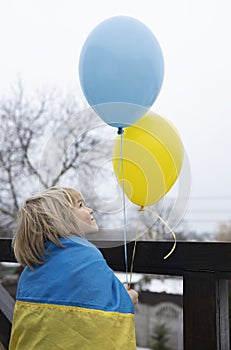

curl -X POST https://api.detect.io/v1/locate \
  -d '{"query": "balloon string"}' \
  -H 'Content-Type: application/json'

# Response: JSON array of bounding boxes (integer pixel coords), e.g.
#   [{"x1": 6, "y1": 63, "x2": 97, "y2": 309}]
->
[
  {"x1": 146, "y1": 207, "x2": 177, "y2": 259},
  {"x1": 116, "y1": 129, "x2": 129, "y2": 287},
  {"x1": 128, "y1": 206, "x2": 177, "y2": 288},
  {"x1": 114, "y1": 127, "x2": 124, "y2": 179},
  {"x1": 128, "y1": 208, "x2": 143, "y2": 289}
]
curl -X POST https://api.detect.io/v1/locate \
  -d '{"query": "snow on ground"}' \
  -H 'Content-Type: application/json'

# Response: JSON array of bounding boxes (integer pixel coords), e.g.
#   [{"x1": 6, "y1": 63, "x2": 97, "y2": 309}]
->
[
  {"x1": 1, "y1": 262, "x2": 20, "y2": 267},
  {"x1": 115, "y1": 272, "x2": 183, "y2": 295}
]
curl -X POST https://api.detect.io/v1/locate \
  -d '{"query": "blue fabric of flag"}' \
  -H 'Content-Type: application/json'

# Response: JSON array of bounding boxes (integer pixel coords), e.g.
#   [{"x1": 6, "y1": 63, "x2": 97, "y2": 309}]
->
[{"x1": 9, "y1": 236, "x2": 136, "y2": 349}]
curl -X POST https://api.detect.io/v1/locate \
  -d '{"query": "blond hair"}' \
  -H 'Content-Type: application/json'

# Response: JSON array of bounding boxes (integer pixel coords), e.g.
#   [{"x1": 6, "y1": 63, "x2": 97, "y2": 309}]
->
[{"x1": 13, "y1": 186, "x2": 83, "y2": 269}]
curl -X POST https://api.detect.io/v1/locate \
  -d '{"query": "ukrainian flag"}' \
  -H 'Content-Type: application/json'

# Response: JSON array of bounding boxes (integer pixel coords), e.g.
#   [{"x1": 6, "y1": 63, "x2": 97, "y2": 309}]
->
[{"x1": 9, "y1": 237, "x2": 136, "y2": 349}]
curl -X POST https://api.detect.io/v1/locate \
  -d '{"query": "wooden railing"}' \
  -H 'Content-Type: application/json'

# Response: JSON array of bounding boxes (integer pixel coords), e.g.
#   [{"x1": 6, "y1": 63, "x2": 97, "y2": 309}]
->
[{"x1": 0, "y1": 238, "x2": 230, "y2": 350}]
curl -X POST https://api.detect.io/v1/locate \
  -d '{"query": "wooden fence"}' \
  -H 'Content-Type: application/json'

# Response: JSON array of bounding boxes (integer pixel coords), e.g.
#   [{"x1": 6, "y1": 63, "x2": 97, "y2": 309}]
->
[{"x1": 0, "y1": 238, "x2": 230, "y2": 349}]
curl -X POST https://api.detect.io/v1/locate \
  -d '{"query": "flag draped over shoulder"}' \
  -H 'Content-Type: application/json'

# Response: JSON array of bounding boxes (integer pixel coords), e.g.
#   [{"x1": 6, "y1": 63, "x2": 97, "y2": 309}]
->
[{"x1": 9, "y1": 237, "x2": 136, "y2": 350}]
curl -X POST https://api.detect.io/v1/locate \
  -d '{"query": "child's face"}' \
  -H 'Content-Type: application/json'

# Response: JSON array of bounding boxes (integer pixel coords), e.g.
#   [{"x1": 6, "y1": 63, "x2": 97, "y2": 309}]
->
[{"x1": 73, "y1": 198, "x2": 99, "y2": 234}]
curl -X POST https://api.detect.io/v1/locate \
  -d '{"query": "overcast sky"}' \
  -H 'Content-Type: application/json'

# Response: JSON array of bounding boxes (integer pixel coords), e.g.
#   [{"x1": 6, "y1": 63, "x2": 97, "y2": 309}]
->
[{"x1": 0, "y1": 0, "x2": 231, "y2": 235}]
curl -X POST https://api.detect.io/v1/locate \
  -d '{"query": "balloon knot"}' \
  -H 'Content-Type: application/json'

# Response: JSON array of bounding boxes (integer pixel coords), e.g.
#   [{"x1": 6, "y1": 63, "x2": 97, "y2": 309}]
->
[
  {"x1": 117, "y1": 127, "x2": 124, "y2": 135},
  {"x1": 139, "y1": 206, "x2": 145, "y2": 211}
]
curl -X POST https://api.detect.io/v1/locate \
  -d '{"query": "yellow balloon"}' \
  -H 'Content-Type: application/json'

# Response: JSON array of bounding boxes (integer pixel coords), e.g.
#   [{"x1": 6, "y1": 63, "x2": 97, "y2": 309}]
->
[{"x1": 112, "y1": 112, "x2": 184, "y2": 207}]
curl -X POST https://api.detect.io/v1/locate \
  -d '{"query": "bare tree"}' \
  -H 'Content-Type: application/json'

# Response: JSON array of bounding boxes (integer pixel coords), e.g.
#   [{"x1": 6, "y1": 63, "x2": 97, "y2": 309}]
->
[
  {"x1": 0, "y1": 82, "x2": 103, "y2": 235},
  {"x1": 0, "y1": 81, "x2": 187, "y2": 242}
]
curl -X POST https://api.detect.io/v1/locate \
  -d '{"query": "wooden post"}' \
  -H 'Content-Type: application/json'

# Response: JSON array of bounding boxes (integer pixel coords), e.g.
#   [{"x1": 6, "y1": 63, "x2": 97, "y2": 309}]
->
[
  {"x1": 0, "y1": 283, "x2": 15, "y2": 349},
  {"x1": 216, "y1": 279, "x2": 230, "y2": 350},
  {"x1": 0, "y1": 283, "x2": 15, "y2": 322},
  {"x1": 184, "y1": 272, "x2": 229, "y2": 350}
]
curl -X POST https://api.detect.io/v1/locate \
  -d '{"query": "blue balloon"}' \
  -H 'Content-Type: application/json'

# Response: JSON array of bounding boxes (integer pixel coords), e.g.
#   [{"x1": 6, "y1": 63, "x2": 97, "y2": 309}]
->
[{"x1": 79, "y1": 16, "x2": 164, "y2": 129}]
